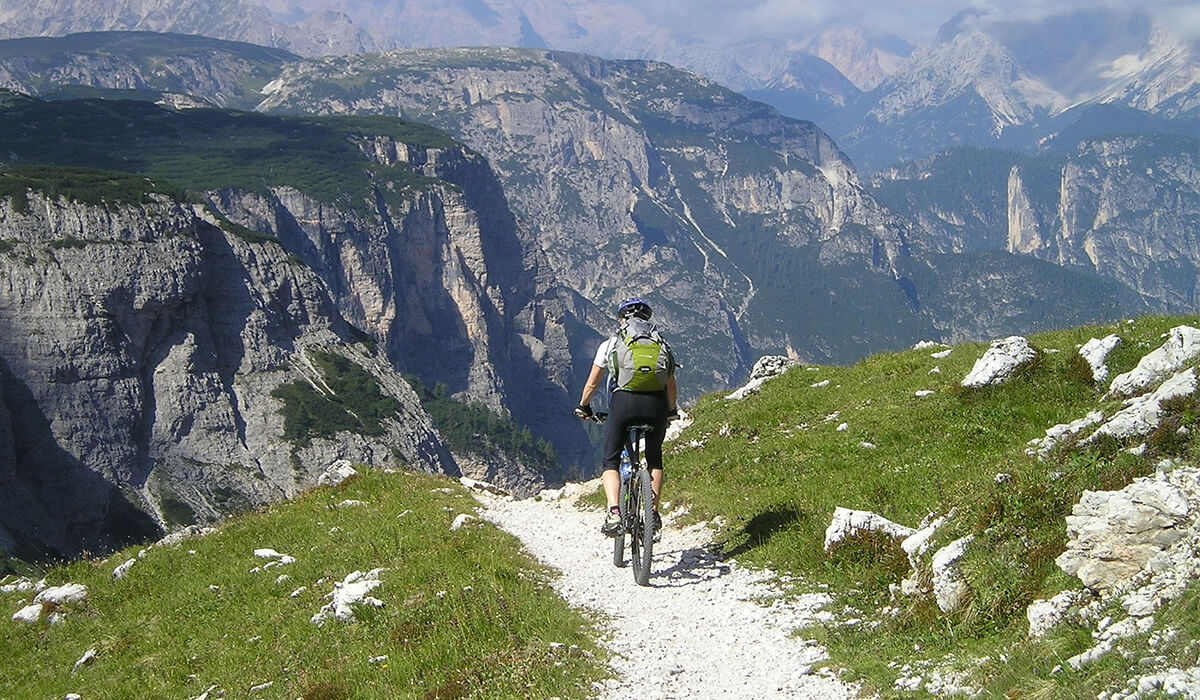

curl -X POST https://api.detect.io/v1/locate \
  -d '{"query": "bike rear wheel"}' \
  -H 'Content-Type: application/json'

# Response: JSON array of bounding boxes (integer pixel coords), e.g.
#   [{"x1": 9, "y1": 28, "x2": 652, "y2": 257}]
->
[
  {"x1": 613, "y1": 476, "x2": 627, "y2": 567},
  {"x1": 629, "y1": 467, "x2": 655, "y2": 586}
]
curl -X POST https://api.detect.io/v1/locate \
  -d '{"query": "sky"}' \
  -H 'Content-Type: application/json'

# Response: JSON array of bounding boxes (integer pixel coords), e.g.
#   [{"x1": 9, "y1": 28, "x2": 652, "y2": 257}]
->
[{"x1": 641, "y1": 0, "x2": 1200, "y2": 43}]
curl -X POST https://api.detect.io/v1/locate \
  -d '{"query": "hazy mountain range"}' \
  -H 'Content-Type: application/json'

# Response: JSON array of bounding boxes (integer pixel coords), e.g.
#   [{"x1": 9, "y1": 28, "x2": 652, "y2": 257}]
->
[{"x1": 2, "y1": 0, "x2": 1197, "y2": 172}]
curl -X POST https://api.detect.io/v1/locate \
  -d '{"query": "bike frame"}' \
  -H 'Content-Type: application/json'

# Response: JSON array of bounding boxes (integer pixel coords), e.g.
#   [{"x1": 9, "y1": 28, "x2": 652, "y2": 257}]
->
[{"x1": 618, "y1": 423, "x2": 656, "y2": 586}]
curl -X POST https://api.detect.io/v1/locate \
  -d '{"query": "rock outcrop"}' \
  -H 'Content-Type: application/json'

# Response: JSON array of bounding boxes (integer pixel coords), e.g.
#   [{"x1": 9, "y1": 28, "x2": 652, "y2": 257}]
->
[{"x1": 1056, "y1": 465, "x2": 1197, "y2": 593}]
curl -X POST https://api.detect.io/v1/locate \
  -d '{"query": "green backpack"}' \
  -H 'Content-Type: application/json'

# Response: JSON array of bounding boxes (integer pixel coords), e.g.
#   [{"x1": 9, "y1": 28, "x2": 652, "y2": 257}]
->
[{"x1": 609, "y1": 317, "x2": 674, "y2": 393}]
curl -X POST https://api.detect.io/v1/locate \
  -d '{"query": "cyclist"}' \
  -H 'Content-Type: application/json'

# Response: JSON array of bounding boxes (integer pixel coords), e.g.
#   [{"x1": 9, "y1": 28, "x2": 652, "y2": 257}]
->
[{"x1": 575, "y1": 298, "x2": 678, "y2": 537}]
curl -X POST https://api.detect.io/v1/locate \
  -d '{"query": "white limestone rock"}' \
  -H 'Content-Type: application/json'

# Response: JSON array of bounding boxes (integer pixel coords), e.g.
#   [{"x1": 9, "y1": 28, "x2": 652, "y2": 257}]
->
[
  {"x1": 1056, "y1": 468, "x2": 1196, "y2": 592},
  {"x1": 961, "y1": 336, "x2": 1037, "y2": 388},
  {"x1": 750, "y1": 355, "x2": 799, "y2": 380},
  {"x1": 112, "y1": 558, "x2": 137, "y2": 580},
  {"x1": 450, "y1": 513, "x2": 475, "y2": 531},
  {"x1": 823, "y1": 507, "x2": 916, "y2": 553},
  {"x1": 725, "y1": 355, "x2": 797, "y2": 400},
  {"x1": 72, "y1": 648, "x2": 97, "y2": 674},
  {"x1": 663, "y1": 409, "x2": 693, "y2": 443},
  {"x1": 931, "y1": 536, "x2": 974, "y2": 613},
  {"x1": 901, "y1": 513, "x2": 951, "y2": 569},
  {"x1": 317, "y1": 460, "x2": 358, "y2": 487},
  {"x1": 11, "y1": 603, "x2": 43, "y2": 624},
  {"x1": 311, "y1": 568, "x2": 386, "y2": 625},
  {"x1": 1026, "y1": 410, "x2": 1105, "y2": 460},
  {"x1": 1079, "y1": 334, "x2": 1122, "y2": 385},
  {"x1": 1085, "y1": 368, "x2": 1198, "y2": 445},
  {"x1": 1108, "y1": 325, "x2": 1200, "y2": 398},
  {"x1": 34, "y1": 583, "x2": 87, "y2": 606},
  {"x1": 1026, "y1": 590, "x2": 1085, "y2": 638}
]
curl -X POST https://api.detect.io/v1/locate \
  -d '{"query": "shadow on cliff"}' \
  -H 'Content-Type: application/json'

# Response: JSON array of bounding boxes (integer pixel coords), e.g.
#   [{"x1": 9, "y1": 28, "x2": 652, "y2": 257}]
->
[{"x1": 0, "y1": 357, "x2": 161, "y2": 562}]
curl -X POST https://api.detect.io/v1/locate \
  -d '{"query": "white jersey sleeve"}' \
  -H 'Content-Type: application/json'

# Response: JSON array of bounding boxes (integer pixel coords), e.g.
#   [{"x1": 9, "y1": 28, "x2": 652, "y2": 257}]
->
[{"x1": 592, "y1": 337, "x2": 617, "y2": 367}]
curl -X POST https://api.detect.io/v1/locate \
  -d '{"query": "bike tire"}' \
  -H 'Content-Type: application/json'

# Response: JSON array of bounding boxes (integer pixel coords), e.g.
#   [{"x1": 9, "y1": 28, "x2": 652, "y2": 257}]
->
[
  {"x1": 629, "y1": 468, "x2": 655, "y2": 586},
  {"x1": 613, "y1": 476, "x2": 627, "y2": 567}
]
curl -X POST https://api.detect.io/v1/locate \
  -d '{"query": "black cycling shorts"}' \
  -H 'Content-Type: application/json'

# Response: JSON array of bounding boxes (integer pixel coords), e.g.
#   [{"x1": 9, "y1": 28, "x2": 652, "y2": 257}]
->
[{"x1": 601, "y1": 390, "x2": 668, "y2": 472}]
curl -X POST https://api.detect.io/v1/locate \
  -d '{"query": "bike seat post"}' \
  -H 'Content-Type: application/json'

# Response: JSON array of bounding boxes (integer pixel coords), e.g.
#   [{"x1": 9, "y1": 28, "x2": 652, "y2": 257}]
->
[{"x1": 627, "y1": 424, "x2": 654, "y2": 460}]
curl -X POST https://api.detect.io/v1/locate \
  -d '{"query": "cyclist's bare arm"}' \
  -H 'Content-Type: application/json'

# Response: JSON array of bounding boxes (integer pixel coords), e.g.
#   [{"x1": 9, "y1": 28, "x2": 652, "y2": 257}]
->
[{"x1": 578, "y1": 363, "x2": 606, "y2": 414}]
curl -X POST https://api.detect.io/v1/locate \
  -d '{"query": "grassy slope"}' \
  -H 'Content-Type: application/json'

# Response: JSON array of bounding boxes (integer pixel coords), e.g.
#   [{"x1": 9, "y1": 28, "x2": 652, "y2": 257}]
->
[
  {"x1": 663, "y1": 313, "x2": 1200, "y2": 696},
  {"x1": 0, "y1": 471, "x2": 604, "y2": 699}
]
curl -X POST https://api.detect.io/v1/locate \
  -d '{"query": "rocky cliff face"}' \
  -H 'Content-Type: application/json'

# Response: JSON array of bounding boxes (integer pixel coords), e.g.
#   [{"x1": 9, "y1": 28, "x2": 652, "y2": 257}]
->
[
  {"x1": 0, "y1": 31, "x2": 296, "y2": 109},
  {"x1": 875, "y1": 135, "x2": 1200, "y2": 315},
  {"x1": 1007, "y1": 136, "x2": 1200, "y2": 311},
  {"x1": 0, "y1": 191, "x2": 456, "y2": 560},
  {"x1": 255, "y1": 47, "x2": 913, "y2": 384},
  {"x1": 203, "y1": 137, "x2": 592, "y2": 475}
]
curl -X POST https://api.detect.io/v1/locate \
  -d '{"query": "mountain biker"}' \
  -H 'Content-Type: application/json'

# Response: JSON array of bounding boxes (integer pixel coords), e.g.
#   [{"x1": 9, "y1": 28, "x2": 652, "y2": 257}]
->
[{"x1": 575, "y1": 298, "x2": 678, "y2": 537}]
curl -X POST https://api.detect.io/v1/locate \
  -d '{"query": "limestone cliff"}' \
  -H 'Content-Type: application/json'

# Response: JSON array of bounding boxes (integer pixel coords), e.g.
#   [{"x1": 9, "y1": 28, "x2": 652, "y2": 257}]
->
[
  {"x1": 1006, "y1": 136, "x2": 1200, "y2": 311},
  {"x1": 255, "y1": 47, "x2": 914, "y2": 384},
  {"x1": 0, "y1": 191, "x2": 456, "y2": 560}
]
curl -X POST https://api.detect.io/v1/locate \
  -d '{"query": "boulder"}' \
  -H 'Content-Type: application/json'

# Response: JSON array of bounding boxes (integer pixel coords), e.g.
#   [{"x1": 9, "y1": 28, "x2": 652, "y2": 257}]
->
[
  {"x1": 33, "y1": 583, "x2": 88, "y2": 606},
  {"x1": 11, "y1": 603, "x2": 43, "y2": 624},
  {"x1": 725, "y1": 355, "x2": 798, "y2": 400},
  {"x1": 317, "y1": 460, "x2": 358, "y2": 487},
  {"x1": 1056, "y1": 469, "x2": 1195, "y2": 592},
  {"x1": 961, "y1": 337, "x2": 1037, "y2": 388},
  {"x1": 1084, "y1": 368, "x2": 1198, "y2": 445},
  {"x1": 931, "y1": 536, "x2": 974, "y2": 613}
]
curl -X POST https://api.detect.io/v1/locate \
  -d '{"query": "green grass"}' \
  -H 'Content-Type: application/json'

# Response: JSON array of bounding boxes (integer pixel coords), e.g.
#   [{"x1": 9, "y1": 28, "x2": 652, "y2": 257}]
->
[
  {"x1": 662, "y1": 313, "x2": 1200, "y2": 695},
  {"x1": 0, "y1": 469, "x2": 605, "y2": 698}
]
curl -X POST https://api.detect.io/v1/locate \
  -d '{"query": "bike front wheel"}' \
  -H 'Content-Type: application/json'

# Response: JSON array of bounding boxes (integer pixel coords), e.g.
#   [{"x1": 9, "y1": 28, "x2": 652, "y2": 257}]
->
[{"x1": 629, "y1": 468, "x2": 654, "y2": 586}]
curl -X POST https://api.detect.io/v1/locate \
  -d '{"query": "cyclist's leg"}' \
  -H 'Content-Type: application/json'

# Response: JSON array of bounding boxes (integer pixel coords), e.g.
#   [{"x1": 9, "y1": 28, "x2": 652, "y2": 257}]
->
[
  {"x1": 600, "y1": 393, "x2": 631, "y2": 508},
  {"x1": 633, "y1": 392, "x2": 670, "y2": 512},
  {"x1": 599, "y1": 392, "x2": 634, "y2": 535}
]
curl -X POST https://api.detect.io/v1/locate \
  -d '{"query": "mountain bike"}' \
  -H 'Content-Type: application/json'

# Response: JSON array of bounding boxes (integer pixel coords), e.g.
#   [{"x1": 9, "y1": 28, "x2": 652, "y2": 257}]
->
[{"x1": 590, "y1": 412, "x2": 656, "y2": 586}]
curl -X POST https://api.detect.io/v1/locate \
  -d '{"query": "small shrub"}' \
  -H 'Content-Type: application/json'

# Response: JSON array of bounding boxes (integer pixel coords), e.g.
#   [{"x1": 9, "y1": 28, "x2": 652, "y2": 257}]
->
[
  {"x1": 826, "y1": 529, "x2": 912, "y2": 586},
  {"x1": 302, "y1": 681, "x2": 350, "y2": 700},
  {"x1": 1065, "y1": 351, "x2": 1100, "y2": 388}
]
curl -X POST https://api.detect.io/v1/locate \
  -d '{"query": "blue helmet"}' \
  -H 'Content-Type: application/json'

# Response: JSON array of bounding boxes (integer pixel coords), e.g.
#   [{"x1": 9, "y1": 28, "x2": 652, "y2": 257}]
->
[{"x1": 617, "y1": 297, "x2": 652, "y2": 320}]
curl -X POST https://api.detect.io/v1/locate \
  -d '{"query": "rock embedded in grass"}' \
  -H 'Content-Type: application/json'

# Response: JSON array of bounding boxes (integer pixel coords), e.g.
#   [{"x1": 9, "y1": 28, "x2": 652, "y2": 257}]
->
[
  {"x1": 310, "y1": 568, "x2": 386, "y2": 625},
  {"x1": 824, "y1": 508, "x2": 916, "y2": 552},
  {"x1": 11, "y1": 603, "x2": 43, "y2": 624},
  {"x1": 1107, "y1": 325, "x2": 1200, "y2": 398},
  {"x1": 961, "y1": 336, "x2": 1036, "y2": 388},
  {"x1": 1079, "y1": 334, "x2": 1122, "y2": 384}
]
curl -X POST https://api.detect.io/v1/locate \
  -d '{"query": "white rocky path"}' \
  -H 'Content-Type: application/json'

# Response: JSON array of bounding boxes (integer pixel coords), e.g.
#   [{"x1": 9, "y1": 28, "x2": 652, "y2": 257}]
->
[{"x1": 471, "y1": 482, "x2": 859, "y2": 700}]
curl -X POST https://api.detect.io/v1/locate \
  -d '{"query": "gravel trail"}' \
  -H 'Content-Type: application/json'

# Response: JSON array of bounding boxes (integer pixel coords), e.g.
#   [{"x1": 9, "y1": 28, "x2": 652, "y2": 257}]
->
[{"x1": 472, "y1": 481, "x2": 859, "y2": 699}]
